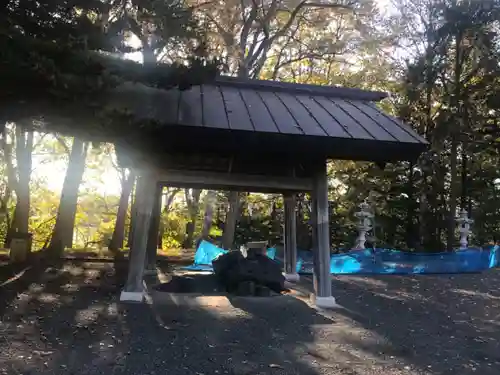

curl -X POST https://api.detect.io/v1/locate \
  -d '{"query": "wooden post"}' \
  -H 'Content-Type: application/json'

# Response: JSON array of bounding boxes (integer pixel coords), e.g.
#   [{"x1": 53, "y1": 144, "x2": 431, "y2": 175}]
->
[
  {"x1": 310, "y1": 188, "x2": 319, "y2": 290},
  {"x1": 144, "y1": 184, "x2": 163, "y2": 275},
  {"x1": 311, "y1": 160, "x2": 336, "y2": 308},
  {"x1": 283, "y1": 193, "x2": 299, "y2": 282},
  {"x1": 120, "y1": 171, "x2": 157, "y2": 302}
]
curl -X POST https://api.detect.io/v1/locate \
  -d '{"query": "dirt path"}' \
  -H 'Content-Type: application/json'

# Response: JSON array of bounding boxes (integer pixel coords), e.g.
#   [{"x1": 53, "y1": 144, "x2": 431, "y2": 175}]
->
[{"x1": 0, "y1": 262, "x2": 498, "y2": 375}]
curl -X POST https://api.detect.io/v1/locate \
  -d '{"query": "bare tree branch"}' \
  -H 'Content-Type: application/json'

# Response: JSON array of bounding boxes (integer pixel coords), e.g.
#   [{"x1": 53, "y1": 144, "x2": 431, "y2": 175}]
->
[
  {"x1": 240, "y1": 0, "x2": 259, "y2": 51},
  {"x1": 247, "y1": 0, "x2": 354, "y2": 70}
]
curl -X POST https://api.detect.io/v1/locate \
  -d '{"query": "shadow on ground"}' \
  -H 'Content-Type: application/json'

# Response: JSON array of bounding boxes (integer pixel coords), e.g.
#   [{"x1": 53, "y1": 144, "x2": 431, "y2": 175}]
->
[
  {"x1": 0, "y1": 260, "x2": 332, "y2": 375},
  {"x1": 2, "y1": 259, "x2": 500, "y2": 375},
  {"x1": 0, "y1": 253, "x2": 54, "y2": 316},
  {"x1": 153, "y1": 273, "x2": 225, "y2": 295},
  {"x1": 299, "y1": 270, "x2": 500, "y2": 375}
]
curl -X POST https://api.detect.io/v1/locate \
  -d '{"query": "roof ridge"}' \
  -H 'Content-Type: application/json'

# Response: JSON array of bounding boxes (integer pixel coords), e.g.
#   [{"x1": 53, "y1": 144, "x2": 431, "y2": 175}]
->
[{"x1": 212, "y1": 75, "x2": 388, "y2": 102}]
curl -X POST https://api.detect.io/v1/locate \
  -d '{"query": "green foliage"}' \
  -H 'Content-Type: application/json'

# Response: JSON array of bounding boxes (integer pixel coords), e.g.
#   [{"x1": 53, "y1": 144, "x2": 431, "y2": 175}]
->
[
  {"x1": 235, "y1": 216, "x2": 281, "y2": 247},
  {"x1": 29, "y1": 184, "x2": 59, "y2": 248},
  {"x1": 0, "y1": 0, "x2": 222, "y2": 127},
  {"x1": 161, "y1": 210, "x2": 188, "y2": 249},
  {"x1": 2, "y1": 0, "x2": 500, "y2": 255},
  {"x1": 393, "y1": 0, "x2": 500, "y2": 249},
  {"x1": 73, "y1": 192, "x2": 119, "y2": 247}
]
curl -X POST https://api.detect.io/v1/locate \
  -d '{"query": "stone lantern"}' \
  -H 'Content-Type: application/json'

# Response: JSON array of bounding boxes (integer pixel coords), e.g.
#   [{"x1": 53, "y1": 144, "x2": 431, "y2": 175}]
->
[
  {"x1": 354, "y1": 201, "x2": 374, "y2": 249},
  {"x1": 456, "y1": 209, "x2": 473, "y2": 250}
]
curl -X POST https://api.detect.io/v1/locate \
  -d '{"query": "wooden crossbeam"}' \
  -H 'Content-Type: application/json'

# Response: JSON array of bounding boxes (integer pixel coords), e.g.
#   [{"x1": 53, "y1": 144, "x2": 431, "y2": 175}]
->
[{"x1": 157, "y1": 169, "x2": 313, "y2": 193}]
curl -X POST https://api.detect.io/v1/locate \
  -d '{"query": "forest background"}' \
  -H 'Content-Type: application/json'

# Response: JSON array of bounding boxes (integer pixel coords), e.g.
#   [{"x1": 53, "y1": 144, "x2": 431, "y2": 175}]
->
[{"x1": 2, "y1": 0, "x2": 500, "y2": 254}]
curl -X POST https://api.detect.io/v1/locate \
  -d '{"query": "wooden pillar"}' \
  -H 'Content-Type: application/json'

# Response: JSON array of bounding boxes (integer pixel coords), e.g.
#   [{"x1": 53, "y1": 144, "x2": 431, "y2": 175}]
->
[
  {"x1": 311, "y1": 160, "x2": 336, "y2": 308},
  {"x1": 144, "y1": 184, "x2": 163, "y2": 275},
  {"x1": 283, "y1": 193, "x2": 299, "y2": 282},
  {"x1": 120, "y1": 171, "x2": 157, "y2": 302}
]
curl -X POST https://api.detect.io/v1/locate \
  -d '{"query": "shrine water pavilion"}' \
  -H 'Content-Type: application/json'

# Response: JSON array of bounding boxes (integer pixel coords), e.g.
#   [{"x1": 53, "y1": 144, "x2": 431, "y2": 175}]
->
[
  {"x1": 110, "y1": 76, "x2": 428, "y2": 308},
  {"x1": 3, "y1": 75, "x2": 427, "y2": 308}
]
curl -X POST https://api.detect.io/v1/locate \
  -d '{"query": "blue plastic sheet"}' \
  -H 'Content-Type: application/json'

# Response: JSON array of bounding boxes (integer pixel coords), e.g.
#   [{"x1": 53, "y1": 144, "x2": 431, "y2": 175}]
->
[
  {"x1": 292, "y1": 245, "x2": 500, "y2": 275},
  {"x1": 183, "y1": 240, "x2": 276, "y2": 271},
  {"x1": 184, "y1": 241, "x2": 499, "y2": 275}
]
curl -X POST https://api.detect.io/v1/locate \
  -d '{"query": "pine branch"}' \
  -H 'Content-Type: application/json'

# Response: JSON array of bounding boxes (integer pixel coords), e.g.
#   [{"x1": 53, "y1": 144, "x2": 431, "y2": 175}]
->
[{"x1": 0, "y1": 32, "x2": 221, "y2": 101}]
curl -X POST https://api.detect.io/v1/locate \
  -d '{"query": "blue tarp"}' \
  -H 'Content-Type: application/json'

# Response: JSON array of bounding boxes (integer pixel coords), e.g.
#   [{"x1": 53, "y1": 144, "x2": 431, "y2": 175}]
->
[
  {"x1": 291, "y1": 246, "x2": 500, "y2": 275},
  {"x1": 183, "y1": 240, "x2": 277, "y2": 271},
  {"x1": 184, "y1": 241, "x2": 500, "y2": 275}
]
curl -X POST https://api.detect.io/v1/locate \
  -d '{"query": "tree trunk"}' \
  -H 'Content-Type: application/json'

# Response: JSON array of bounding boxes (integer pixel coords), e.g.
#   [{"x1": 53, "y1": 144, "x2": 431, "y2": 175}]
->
[
  {"x1": 405, "y1": 162, "x2": 417, "y2": 249},
  {"x1": 14, "y1": 125, "x2": 33, "y2": 235},
  {"x1": 49, "y1": 138, "x2": 89, "y2": 254},
  {"x1": 429, "y1": 167, "x2": 446, "y2": 250},
  {"x1": 0, "y1": 126, "x2": 33, "y2": 246},
  {"x1": 222, "y1": 191, "x2": 239, "y2": 250},
  {"x1": 460, "y1": 144, "x2": 468, "y2": 210},
  {"x1": 4, "y1": 207, "x2": 17, "y2": 248},
  {"x1": 182, "y1": 189, "x2": 201, "y2": 249},
  {"x1": 418, "y1": 188, "x2": 427, "y2": 251},
  {"x1": 158, "y1": 220, "x2": 164, "y2": 250},
  {"x1": 296, "y1": 193, "x2": 310, "y2": 250},
  {"x1": 269, "y1": 197, "x2": 281, "y2": 241},
  {"x1": 201, "y1": 190, "x2": 216, "y2": 240},
  {"x1": 446, "y1": 32, "x2": 464, "y2": 251},
  {"x1": 157, "y1": 188, "x2": 180, "y2": 249},
  {"x1": 447, "y1": 137, "x2": 459, "y2": 250},
  {"x1": 183, "y1": 220, "x2": 195, "y2": 250},
  {"x1": 0, "y1": 187, "x2": 11, "y2": 245},
  {"x1": 109, "y1": 170, "x2": 135, "y2": 252},
  {"x1": 142, "y1": 41, "x2": 156, "y2": 66}
]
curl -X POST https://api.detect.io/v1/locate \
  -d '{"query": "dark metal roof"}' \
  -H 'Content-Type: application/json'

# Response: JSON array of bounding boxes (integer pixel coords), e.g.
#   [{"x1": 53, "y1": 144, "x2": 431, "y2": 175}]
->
[
  {"x1": 211, "y1": 75, "x2": 390, "y2": 101},
  {"x1": 108, "y1": 77, "x2": 428, "y2": 163}
]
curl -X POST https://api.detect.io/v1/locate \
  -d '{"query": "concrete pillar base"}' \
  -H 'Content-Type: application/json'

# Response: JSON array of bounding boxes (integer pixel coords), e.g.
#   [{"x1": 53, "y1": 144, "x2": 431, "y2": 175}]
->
[
  {"x1": 284, "y1": 272, "x2": 300, "y2": 282},
  {"x1": 120, "y1": 291, "x2": 144, "y2": 302},
  {"x1": 311, "y1": 295, "x2": 337, "y2": 309}
]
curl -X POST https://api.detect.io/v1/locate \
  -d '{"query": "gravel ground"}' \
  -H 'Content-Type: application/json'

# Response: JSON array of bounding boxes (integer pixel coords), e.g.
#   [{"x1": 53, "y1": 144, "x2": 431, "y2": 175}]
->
[{"x1": 0, "y1": 261, "x2": 499, "y2": 375}]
